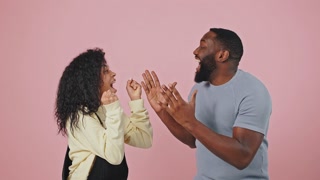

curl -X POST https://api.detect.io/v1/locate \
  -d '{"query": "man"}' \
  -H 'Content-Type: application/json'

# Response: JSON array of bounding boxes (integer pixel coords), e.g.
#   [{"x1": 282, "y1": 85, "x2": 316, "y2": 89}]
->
[{"x1": 141, "y1": 28, "x2": 272, "y2": 179}]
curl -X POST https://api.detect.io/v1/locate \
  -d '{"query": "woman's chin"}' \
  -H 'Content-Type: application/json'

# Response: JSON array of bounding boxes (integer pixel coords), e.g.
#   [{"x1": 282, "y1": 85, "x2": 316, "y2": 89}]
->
[{"x1": 110, "y1": 87, "x2": 117, "y2": 93}]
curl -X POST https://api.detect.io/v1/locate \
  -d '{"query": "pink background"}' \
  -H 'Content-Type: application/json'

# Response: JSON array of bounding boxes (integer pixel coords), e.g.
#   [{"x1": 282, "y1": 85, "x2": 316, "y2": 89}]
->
[{"x1": 1, "y1": 0, "x2": 319, "y2": 179}]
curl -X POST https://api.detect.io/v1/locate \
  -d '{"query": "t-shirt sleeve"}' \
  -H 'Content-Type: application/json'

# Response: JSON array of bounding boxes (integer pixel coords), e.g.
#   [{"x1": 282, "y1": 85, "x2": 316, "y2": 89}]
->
[{"x1": 233, "y1": 88, "x2": 272, "y2": 135}]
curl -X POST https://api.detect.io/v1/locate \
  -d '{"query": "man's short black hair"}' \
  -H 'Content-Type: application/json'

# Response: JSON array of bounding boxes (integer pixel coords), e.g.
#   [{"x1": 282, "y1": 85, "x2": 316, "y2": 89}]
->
[{"x1": 210, "y1": 28, "x2": 244, "y2": 61}]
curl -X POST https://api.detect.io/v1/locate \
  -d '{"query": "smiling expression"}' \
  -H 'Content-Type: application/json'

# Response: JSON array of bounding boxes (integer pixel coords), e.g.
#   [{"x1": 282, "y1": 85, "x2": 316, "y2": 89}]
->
[{"x1": 193, "y1": 31, "x2": 220, "y2": 82}]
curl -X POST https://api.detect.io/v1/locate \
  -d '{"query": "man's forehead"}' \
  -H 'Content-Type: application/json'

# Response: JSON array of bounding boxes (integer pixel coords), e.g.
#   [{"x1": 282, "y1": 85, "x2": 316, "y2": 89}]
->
[
  {"x1": 202, "y1": 31, "x2": 216, "y2": 39},
  {"x1": 202, "y1": 31, "x2": 216, "y2": 41}
]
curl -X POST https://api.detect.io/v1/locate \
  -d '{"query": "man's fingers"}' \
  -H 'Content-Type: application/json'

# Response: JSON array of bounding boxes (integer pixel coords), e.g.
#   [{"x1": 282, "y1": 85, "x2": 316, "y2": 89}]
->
[
  {"x1": 157, "y1": 100, "x2": 173, "y2": 113},
  {"x1": 190, "y1": 90, "x2": 197, "y2": 104},
  {"x1": 151, "y1": 71, "x2": 161, "y2": 87},
  {"x1": 142, "y1": 72, "x2": 152, "y2": 89},
  {"x1": 161, "y1": 84, "x2": 178, "y2": 107},
  {"x1": 141, "y1": 81, "x2": 148, "y2": 93},
  {"x1": 145, "y1": 70, "x2": 155, "y2": 88},
  {"x1": 171, "y1": 85, "x2": 183, "y2": 102},
  {"x1": 157, "y1": 100, "x2": 167, "y2": 109},
  {"x1": 159, "y1": 86, "x2": 173, "y2": 106},
  {"x1": 168, "y1": 82, "x2": 177, "y2": 91}
]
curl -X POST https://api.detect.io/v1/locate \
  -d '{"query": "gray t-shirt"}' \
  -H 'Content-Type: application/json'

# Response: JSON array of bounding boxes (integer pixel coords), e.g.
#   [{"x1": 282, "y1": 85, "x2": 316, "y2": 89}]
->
[{"x1": 189, "y1": 69, "x2": 272, "y2": 180}]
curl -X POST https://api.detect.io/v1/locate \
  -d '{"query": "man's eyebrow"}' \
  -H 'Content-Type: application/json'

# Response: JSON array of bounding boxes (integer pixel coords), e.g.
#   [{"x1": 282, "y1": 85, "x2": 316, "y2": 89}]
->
[{"x1": 200, "y1": 39, "x2": 206, "y2": 43}]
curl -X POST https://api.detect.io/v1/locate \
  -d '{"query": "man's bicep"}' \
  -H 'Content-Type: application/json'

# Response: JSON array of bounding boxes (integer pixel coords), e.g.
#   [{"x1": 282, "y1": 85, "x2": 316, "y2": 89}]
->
[
  {"x1": 233, "y1": 127, "x2": 264, "y2": 154},
  {"x1": 234, "y1": 91, "x2": 272, "y2": 135}
]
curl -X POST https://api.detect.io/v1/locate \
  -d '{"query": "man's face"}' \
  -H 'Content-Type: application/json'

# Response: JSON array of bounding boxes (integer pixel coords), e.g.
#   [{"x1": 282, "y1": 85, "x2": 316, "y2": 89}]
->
[
  {"x1": 193, "y1": 31, "x2": 218, "y2": 83},
  {"x1": 194, "y1": 54, "x2": 216, "y2": 82}
]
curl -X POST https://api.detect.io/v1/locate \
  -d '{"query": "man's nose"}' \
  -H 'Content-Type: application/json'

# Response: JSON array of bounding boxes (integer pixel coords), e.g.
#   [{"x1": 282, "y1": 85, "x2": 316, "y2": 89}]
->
[{"x1": 193, "y1": 47, "x2": 199, "y2": 56}]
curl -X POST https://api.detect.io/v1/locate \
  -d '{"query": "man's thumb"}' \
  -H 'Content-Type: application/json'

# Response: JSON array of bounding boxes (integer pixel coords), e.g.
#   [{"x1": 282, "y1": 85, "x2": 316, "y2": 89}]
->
[{"x1": 190, "y1": 90, "x2": 197, "y2": 105}]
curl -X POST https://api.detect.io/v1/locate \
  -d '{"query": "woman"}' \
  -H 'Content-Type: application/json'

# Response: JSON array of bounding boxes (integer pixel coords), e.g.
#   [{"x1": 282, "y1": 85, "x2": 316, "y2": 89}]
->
[{"x1": 55, "y1": 48, "x2": 152, "y2": 180}]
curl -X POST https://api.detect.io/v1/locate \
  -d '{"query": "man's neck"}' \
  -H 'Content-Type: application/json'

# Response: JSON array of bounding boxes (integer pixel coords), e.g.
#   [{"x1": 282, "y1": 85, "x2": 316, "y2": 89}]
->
[{"x1": 209, "y1": 67, "x2": 237, "y2": 86}]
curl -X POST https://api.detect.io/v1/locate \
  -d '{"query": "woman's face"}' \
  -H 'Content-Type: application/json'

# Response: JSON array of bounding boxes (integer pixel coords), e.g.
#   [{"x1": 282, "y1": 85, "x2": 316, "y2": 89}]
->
[{"x1": 100, "y1": 64, "x2": 116, "y2": 97}]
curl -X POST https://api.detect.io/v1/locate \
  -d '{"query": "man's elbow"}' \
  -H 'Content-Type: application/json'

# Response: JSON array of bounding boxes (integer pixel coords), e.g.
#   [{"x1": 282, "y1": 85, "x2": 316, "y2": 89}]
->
[
  {"x1": 234, "y1": 163, "x2": 249, "y2": 170},
  {"x1": 188, "y1": 144, "x2": 196, "y2": 149},
  {"x1": 185, "y1": 140, "x2": 196, "y2": 149},
  {"x1": 234, "y1": 156, "x2": 254, "y2": 170},
  {"x1": 184, "y1": 136, "x2": 196, "y2": 149}
]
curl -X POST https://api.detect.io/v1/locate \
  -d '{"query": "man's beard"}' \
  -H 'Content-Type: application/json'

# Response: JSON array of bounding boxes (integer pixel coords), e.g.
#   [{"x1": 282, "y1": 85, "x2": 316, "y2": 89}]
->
[{"x1": 194, "y1": 55, "x2": 216, "y2": 83}]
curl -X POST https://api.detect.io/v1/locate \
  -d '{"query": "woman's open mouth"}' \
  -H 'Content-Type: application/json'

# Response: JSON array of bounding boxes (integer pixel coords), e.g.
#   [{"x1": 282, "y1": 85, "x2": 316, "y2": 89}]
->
[{"x1": 110, "y1": 80, "x2": 117, "y2": 92}]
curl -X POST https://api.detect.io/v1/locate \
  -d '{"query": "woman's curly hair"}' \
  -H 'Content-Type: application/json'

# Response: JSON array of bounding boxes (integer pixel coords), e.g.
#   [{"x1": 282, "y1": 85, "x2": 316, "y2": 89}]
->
[{"x1": 55, "y1": 48, "x2": 106, "y2": 136}]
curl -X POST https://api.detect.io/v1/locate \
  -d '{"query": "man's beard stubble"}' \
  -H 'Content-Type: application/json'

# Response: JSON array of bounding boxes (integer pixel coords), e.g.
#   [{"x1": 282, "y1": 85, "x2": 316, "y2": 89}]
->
[{"x1": 194, "y1": 55, "x2": 216, "y2": 83}]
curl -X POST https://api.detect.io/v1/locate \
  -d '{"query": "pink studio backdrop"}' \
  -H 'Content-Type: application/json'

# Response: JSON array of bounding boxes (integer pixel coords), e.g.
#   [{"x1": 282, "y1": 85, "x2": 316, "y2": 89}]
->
[{"x1": 1, "y1": 0, "x2": 319, "y2": 179}]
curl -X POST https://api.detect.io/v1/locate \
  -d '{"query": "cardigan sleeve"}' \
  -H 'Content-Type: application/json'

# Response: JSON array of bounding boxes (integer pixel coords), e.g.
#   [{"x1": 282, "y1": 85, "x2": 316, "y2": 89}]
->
[
  {"x1": 68, "y1": 101, "x2": 125, "y2": 165},
  {"x1": 123, "y1": 99, "x2": 153, "y2": 148}
]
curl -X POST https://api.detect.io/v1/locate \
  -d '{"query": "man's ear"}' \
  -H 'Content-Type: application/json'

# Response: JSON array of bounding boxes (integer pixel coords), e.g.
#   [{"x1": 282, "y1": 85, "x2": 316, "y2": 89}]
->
[{"x1": 216, "y1": 50, "x2": 229, "y2": 62}]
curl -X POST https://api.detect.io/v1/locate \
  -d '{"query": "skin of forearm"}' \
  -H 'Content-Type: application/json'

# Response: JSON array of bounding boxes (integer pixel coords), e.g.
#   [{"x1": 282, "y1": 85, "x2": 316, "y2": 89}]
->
[
  {"x1": 157, "y1": 110, "x2": 196, "y2": 148},
  {"x1": 184, "y1": 119, "x2": 254, "y2": 170}
]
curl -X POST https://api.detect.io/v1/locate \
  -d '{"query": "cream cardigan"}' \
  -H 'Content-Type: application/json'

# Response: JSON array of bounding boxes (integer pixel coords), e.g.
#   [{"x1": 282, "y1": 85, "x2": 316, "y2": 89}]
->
[{"x1": 66, "y1": 99, "x2": 153, "y2": 180}]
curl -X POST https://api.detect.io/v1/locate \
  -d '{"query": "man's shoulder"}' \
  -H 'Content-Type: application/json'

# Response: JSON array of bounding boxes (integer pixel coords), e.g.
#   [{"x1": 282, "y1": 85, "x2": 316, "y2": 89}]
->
[
  {"x1": 236, "y1": 69, "x2": 268, "y2": 90},
  {"x1": 233, "y1": 70, "x2": 271, "y2": 104}
]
